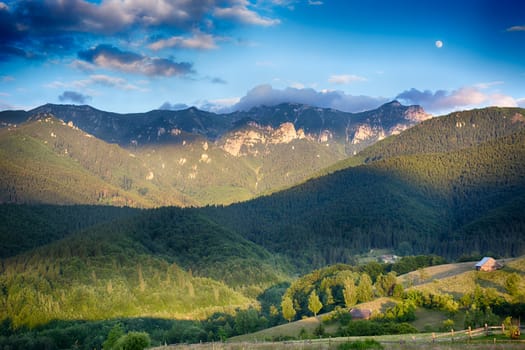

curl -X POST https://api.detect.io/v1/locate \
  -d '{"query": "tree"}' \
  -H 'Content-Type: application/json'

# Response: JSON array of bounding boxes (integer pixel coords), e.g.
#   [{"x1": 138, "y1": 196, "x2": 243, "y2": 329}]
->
[
  {"x1": 505, "y1": 273, "x2": 521, "y2": 296},
  {"x1": 392, "y1": 284, "x2": 404, "y2": 299},
  {"x1": 234, "y1": 308, "x2": 260, "y2": 334},
  {"x1": 308, "y1": 291, "x2": 323, "y2": 317},
  {"x1": 103, "y1": 323, "x2": 124, "y2": 350},
  {"x1": 342, "y1": 278, "x2": 357, "y2": 308},
  {"x1": 356, "y1": 273, "x2": 374, "y2": 303},
  {"x1": 281, "y1": 296, "x2": 296, "y2": 322},
  {"x1": 113, "y1": 331, "x2": 150, "y2": 350}
]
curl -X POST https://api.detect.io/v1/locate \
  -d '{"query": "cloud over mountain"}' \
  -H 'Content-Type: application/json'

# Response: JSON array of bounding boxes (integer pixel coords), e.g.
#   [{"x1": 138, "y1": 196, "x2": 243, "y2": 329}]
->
[
  {"x1": 397, "y1": 86, "x2": 518, "y2": 113},
  {"x1": 231, "y1": 85, "x2": 388, "y2": 112},
  {"x1": 58, "y1": 90, "x2": 91, "y2": 104}
]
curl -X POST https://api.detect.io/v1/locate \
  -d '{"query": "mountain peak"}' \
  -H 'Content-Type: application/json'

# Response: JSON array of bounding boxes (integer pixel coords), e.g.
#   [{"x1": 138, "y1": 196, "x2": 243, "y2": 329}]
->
[{"x1": 382, "y1": 100, "x2": 402, "y2": 108}]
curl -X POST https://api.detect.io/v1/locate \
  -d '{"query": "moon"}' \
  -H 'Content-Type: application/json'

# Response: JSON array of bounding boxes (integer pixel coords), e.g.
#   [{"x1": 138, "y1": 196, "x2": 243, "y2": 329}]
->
[{"x1": 435, "y1": 40, "x2": 443, "y2": 48}]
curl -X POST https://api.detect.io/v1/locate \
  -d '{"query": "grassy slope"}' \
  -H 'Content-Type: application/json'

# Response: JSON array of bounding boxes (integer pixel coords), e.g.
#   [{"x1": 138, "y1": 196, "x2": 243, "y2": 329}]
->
[
  {"x1": 0, "y1": 118, "x2": 192, "y2": 207},
  {"x1": 230, "y1": 257, "x2": 525, "y2": 341},
  {"x1": 408, "y1": 257, "x2": 525, "y2": 298}
]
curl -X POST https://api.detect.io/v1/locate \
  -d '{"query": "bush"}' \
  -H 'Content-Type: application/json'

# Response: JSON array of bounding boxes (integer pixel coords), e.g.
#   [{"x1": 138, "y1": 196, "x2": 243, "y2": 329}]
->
[
  {"x1": 339, "y1": 321, "x2": 418, "y2": 337},
  {"x1": 113, "y1": 331, "x2": 150, "y2": 350},
  {"x1": 338, "y1": 339, "x2": 383, "y2": 350},
  {"x1": 313, "y1": 323, "x2": 326, "y2": 337}
]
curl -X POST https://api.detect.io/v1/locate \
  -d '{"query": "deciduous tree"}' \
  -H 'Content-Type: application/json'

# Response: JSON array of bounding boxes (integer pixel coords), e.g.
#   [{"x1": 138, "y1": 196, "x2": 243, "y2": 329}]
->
[{"x1": 308, "y1": 290, "x2": 323, "y2": 317}]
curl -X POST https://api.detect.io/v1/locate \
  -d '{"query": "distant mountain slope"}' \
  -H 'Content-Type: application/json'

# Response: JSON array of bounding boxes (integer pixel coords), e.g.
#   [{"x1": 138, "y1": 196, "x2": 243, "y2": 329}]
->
[
  {"x1": 359, "y1": 107, "x2": 525, "y2": 162},
  {"x1": 321, "y1": 107, "x2": 525, "y2": 174},
  {"x1": 0, "y1": 101, "x2": 429, "y2": 205},
  {"x1": 0, "y1": 116, "x2": 193, "y2": 206}
]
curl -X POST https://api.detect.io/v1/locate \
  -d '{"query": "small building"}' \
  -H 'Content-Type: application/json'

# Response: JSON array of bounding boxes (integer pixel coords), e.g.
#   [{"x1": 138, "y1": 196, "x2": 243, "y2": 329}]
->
[
  {"x1": 380, "y1": 254, "x2": 399, "y2": 264},
  {"x1": 475, "y1": 257, "x2": 502, "y2": 271},
  {"x1": 349, "y1": 308, "x2": 372, "y2": 320}
]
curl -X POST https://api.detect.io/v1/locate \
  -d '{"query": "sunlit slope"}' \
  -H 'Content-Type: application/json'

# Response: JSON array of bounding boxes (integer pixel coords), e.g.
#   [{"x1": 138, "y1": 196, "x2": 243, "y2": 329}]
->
[
  {"x1": 0, "y1": 116, "x2": 193, "y2": 207},
  {"x1": 0, "y1": 207, "x2": 289, "y2": 328}
]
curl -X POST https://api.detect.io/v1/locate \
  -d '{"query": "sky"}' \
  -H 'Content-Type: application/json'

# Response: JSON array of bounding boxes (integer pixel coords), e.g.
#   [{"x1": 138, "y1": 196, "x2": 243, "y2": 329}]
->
[{"x1": 0, "y1": 0, "x2": 524, "y2": 115}]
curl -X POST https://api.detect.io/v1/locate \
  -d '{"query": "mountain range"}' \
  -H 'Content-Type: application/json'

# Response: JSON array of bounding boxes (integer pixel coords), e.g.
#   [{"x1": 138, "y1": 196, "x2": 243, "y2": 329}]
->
[{"x1": 0, "y1": 101, "x2": 430, "y2": 206}]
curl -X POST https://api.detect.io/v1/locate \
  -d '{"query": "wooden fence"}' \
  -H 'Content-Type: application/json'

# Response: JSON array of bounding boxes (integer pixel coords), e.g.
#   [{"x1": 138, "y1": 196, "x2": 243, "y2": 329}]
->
[{"x1": 152, "y1": 324, "x2": 525, "y2": 349}]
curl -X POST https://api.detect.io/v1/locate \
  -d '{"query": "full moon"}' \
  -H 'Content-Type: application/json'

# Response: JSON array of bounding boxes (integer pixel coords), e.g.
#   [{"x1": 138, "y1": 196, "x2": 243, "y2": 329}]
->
[{"x1": 435, "y1": 40, "x2": 443, "y2": 48}]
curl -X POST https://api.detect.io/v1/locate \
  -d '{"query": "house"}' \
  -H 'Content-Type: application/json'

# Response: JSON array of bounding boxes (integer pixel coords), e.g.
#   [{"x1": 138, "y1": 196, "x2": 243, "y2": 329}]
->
[
  {"x1": 349, "y1": 308, "x2": 372, "y2": 320},
  {"x1": 475, "y1": 257, "x2": 502, "y2": 271},
  {"x1": 380, "y1": 254, "x2": 399, "y2": 264}
]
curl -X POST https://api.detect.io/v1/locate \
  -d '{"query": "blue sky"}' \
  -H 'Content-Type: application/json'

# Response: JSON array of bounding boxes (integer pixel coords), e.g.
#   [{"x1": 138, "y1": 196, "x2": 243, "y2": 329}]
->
[{"x1": 0, "y1": 0, "x2": 524, "y2": 114}]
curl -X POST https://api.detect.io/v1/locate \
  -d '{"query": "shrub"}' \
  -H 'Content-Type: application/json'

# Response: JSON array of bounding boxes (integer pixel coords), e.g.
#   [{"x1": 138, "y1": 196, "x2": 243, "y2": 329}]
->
[
  {"x1": 113, "y1": 331, "x2": 150, "y2": 350},
  {"x1": 338, "y1": 339, "x2": 383, "y2": 350}
]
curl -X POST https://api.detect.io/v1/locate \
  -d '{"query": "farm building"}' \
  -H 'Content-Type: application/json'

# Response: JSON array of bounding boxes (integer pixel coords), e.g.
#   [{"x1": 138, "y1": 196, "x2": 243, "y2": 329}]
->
[
  {"x1": 349, "y1": 308, "x2": 372, "y2": 320},
  {"x1": 475, "y1": 257, "x2": 502, "y2": 271}
]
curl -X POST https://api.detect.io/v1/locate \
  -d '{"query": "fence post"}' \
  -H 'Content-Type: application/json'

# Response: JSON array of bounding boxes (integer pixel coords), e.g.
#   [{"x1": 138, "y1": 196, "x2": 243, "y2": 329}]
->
[
  {"x1": 468, "y1": 326, "x2": 472, "y2": 340},
  {"x1": 451, "y1": 328, "x2": 454, "y2": 342},
  {"x1": 485, "y1": 323, "x2": 489, "y2": 336}
]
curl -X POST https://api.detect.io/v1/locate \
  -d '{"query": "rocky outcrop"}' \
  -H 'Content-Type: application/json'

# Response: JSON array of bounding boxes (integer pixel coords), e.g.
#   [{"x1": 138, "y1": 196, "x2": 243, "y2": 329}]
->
[
  {"x1": 221, "y1": 122, "x2": 308, "y2": 157},
  {"x1": 403, "y1": 106, "x2": 432, "y2": 122},
  {"x1": 351, "y1": 125, "x2": 386, "y2": 145}
]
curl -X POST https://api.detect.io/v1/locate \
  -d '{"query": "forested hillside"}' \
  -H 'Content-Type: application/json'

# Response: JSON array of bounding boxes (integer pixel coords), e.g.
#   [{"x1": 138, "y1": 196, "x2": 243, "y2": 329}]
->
[
  {"x1": 201, "y1": 108, "x2": 525, "y2": 269},
  {"x1": 0, "y1": 207, "x2": 288, "y2": 329},
  {"x1": 0, "y1": 204, "x2": 139, "y2": 258}
]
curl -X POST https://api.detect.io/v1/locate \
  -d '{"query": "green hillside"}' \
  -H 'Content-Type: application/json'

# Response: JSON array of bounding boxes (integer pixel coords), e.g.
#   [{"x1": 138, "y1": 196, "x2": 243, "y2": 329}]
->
[
  {"x1": 0, "y1": 207, "x2": 289, "y2": 329},
  {"x1": 203, "y1": 127, "x2": 525, "y2": 269},
  {"x1": 320, "y1": 107, "x2": 525, "y2": 175},
  {"x1": 0, "y1": 204, "x2": 139, "y2": 258},
  {"x1": 0, "y1": 117, "x2": 193, "y2": 207},
  {"x1": 359, "y1": 107, "x2": 525, "y2": 162}
]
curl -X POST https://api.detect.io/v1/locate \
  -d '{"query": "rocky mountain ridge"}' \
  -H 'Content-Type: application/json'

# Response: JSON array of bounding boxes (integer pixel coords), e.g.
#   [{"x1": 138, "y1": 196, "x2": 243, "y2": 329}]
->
[
  {"x1": 0, "y1": 101, "x2": 431, "y2": 205},
  {"x1": 0, "y1": 101, "x2": 431, "y2": 155}
]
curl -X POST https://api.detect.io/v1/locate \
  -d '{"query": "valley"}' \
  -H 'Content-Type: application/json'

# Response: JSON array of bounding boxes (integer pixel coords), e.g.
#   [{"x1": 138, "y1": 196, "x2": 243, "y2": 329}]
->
[{"x1": 0, "y1": 105, "x2": 524, "y2": 349}]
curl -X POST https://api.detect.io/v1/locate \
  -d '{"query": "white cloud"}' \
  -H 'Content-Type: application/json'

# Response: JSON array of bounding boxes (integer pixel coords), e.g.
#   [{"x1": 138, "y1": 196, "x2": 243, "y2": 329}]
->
[
  {"x1": 488, "y1": 94, "x2": 518, "y2": 107},
  {"x1": 149, "y1": 31, "x2": 219, "y2": 51},
  {"x1": 47, "y1": 75, "x2": 144, "y2": 92},
  {"x1": 474, "y1": 81, "x2": 504, "y2": 89},
  {"x1": 46, "y1": 81, "x2": 69, "y2": 89},
  {"x1": 1, "y1": 75, "x2": 14, "y2": 82},
  {"x1": 78, "y1": 44, "x2": 193, "y2": 77},
  {"x1": 517, "y1": 98, "x2": 525, "y2": 108},
  {"x1": 227, "y1": 84, "x2": 387, "y2": 112},
  {"x1": 308, "y1": 0, "x2": 324, "y2": 5},
  {"x1": 79, "y1": 74, "x2": 144, "y2": 91},
  {"x1": 214, "y1": 0, "x2": 281, "y2": 26},
  {"x1": 289, "y1": 82, "x2": 305, "y2": 89},
  {"x1": 506, "y1": 25, "x2": 525, "y2": 32},
  {"x1": 70, "y1": 59, "x2": 97, "y2": 73},
  {"x1": 328, "y1": 74, "x2": 367, "y2": 84},
  {"x1": 197, "y1": 97, "x2": 242, "y2": 113},
  {"x1": 396, "y1": 86, "x2": 519, "y2": 113}
]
